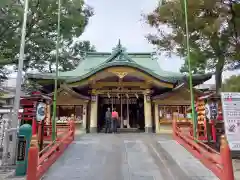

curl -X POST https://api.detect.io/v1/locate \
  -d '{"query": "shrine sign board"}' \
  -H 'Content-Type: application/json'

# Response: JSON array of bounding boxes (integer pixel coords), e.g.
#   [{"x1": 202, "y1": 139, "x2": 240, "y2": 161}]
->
[
  {"x1": 221, "y1": 92, "x2": 240, "y2": 150},
  {"x1": 17, "y1": 136, "x2": 26, "y2": 161}
]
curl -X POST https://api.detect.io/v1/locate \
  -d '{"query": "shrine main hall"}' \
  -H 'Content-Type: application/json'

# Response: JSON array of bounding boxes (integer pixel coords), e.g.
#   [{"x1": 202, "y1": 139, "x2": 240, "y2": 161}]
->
[{"x1": 27, "y1": 41, "x2": 212, "y2": 133}]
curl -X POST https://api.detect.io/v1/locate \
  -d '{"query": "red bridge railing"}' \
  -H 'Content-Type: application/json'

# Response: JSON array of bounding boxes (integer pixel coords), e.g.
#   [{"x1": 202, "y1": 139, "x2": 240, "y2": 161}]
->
[
  {"x1": 43, "y1": 123, "x2": 72, "y2": 141},
  {"x1": 26, "y1": 121, "x2": 75, "y2": 180},
  {"x1": 172, "y1": 119, "x2": 234, "y2": 180}
]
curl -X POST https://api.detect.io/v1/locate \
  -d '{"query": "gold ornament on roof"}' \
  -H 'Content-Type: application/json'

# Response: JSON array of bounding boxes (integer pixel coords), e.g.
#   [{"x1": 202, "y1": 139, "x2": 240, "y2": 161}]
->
[{"x1": 113, "y1": 71, "x2": 128, "y2": 79}]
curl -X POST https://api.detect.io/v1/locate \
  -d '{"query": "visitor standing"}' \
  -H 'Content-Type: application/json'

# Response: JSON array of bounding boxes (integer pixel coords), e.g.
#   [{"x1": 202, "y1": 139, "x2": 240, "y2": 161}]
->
[
  {"x1": 105, "y1": 107, "x2": 111, "y2": 133},
  {"x1": 111, "y1": 108, "x2": 119, "y2": 133}
]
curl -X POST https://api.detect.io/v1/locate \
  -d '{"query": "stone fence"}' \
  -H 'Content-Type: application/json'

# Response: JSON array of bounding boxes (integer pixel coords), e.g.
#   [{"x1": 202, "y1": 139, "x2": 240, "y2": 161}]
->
[{"x1": 0, "y1": 113, "x2": 17, "y2": 166}]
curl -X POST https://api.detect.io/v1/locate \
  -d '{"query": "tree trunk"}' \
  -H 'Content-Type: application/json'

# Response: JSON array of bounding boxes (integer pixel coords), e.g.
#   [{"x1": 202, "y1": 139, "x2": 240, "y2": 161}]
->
[
  {"x1": 49, "y1": 63, "x2": 53, "y2": 73},
  {"x1": 215, "y1": 58, "x2": 224, "y2": 94}
]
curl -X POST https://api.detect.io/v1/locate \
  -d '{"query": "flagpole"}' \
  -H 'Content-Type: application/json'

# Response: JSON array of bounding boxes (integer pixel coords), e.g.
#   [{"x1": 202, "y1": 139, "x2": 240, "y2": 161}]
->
[
  {"x1": 183, "y1": 0, "x2": 197, "y2": 139},
  {"x1": 52, "y1": 0, "x2": 61, "y2": 141},
  {"x1": 10, "y1": 0, "x2": 29, "y2": 164}
]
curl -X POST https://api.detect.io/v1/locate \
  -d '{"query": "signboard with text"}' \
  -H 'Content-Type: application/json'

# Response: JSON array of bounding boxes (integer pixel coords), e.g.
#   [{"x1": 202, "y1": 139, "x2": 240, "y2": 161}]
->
[
  {"x1": 221, "y1": 92, "x2": 240, "y2": 150},
  {"x1": 17, "y1": 136, "x2": 26, "y2": 161}
]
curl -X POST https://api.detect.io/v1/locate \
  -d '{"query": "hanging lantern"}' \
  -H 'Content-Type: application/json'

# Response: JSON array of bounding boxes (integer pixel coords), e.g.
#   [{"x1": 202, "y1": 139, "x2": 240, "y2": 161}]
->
[
  {"x1": 91, "y1": 95, "x2": 96, "y2": 102},
  {"x1": 146, "y1": 95, "x2": 151, "y2": 102}
]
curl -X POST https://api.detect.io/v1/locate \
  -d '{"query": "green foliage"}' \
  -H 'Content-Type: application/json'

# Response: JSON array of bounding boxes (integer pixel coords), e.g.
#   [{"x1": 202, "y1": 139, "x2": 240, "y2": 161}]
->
[
  {"x1": 180, "y1": 48, "x2": 206, "y2": 74},
  {"x1": 50, "y1": 40, "x2": 96, "y2": 72},
  {"x1": 146, "y1": 0, "x2": 240, "y2": 91},
  {"x1": 0, "y1": 0, "x2": 94, "y2": 78},
  {"x1": 21, "y1": 79, "x2": 42, "y2": 94},
  {"x1": 0, "y1": 53, "x2": 10, "y2": 83},
  {"x1": 222, "y1": 75, "x2": 240, "y2": 92}
]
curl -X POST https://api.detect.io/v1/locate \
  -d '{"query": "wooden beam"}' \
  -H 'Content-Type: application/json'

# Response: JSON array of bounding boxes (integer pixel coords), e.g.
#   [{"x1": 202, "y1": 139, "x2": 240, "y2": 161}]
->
[
  {"x1": 89, "y1": 88, "x2": 154, "y2": 95},
  {"x1": 67, "y1": 66, "x2": 174, "y2": 88},
  {"x1": 91, "y1": 82, "x2": 151, "y2": 89}
]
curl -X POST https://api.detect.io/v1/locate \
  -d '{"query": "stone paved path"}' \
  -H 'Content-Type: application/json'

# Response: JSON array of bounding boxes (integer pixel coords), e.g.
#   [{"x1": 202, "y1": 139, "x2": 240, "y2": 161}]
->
[
  {"x1": 233, "y1": 159, "x2": 240, "y2": 180},
  {"x1": 42, "y1": 133, "x2": 219, "y2": 180},
  {"x1": 158, "y1": 140, "x2": 218, "y2": 180}
]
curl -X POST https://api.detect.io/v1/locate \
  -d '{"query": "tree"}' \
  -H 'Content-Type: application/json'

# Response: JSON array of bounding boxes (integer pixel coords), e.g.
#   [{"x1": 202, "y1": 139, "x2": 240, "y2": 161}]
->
[
  {"x1": 146, "y1": 0, "x2": 240, "y2": 93},
  {"x1": 0, "y1": 53, "x2": 11, "y2": 83},
  {"x1": 0, "y1": 0, "x2": 94, "y2": 76},
  {"x1": 48, "y1": 40, "x2": 96, "y2": 72},
  {"x1": 179, "y1": 48, "x2": 206, "y2": 74},
  {"x1": 222, "y1": 75, "x2": 240, "y2": 92},
  {"x1": 21, "y1": 78, "x2": 42, "y2": 94}
]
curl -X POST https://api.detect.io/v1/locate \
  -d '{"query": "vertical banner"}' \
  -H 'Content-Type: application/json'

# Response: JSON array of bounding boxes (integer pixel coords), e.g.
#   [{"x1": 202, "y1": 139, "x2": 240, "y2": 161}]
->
[{"x1": 221, "y1": 92, "x2": 240, "y2": 150}]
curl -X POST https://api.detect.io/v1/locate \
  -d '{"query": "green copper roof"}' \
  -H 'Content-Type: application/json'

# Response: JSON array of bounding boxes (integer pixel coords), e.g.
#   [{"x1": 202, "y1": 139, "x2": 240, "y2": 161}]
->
[{"x1": 27, "y1": 40, "x2": 212, "y2": 85}]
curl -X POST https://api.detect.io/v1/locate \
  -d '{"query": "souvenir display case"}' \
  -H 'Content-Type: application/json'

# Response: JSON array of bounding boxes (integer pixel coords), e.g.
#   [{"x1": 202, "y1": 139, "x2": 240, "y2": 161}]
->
[
  {"x1": 158, "y1": 105, "x2": 190, "y2": 124},
  {"x1": 56, "y1": 105, "x2": 83, "y2": 124}
]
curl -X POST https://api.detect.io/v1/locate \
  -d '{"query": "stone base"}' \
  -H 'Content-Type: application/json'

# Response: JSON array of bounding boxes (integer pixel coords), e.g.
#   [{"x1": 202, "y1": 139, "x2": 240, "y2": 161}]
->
[
  {"x1": 90, "y1": 127, "x2": 98, "y2": 133},
  {"x1": 159, "y1": 124, "x2": 173, "y2": 134},
  {"x1": 145, "y1": 127, "x2": 152, "y2": 133}
]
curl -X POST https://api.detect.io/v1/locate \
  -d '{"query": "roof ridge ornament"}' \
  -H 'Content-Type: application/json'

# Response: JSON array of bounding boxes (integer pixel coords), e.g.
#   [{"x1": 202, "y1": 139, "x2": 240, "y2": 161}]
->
[
  {"x1": 117, "y1": 39, "x2": 121, "y2": 48},
  {"x1": 112, "y1": 39, "x2": 126, "y2": 53},
  {"x1": 104, "y1": 40, "x2": 136, "y2": 63}
]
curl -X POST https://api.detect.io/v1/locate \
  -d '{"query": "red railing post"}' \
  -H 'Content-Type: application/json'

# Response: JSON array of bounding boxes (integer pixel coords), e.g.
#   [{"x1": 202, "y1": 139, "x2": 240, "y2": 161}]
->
[
  {"x1": 172, "y1": 115, "x2": 177, "y2": 139},
  {"x1": 27, "y1": 146, "x2": 39, "y2": 180},
  {"x1": 211, "y1": 120, "x2": 217, "y2": 142},
  {"x1": 69, "y1": 120, "x2": 75, "y2": 140},
  {"x1": 220, "y1": 135, "x2": 234, "y2": 180}
]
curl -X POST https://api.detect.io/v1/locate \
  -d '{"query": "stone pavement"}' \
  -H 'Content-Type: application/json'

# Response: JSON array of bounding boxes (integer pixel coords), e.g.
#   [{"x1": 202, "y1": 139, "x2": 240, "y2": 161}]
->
[
  {"x1": 41, "y1": 133, "x2": 219, "y2": 180},
  {"x1": 233, "y1": 159, "x2": 240, "y2": 180},
  {"x1": 1, "y1": 129, "x2": 86, "y2": 180},
  {"x1": 158, "y1": 140, "x2": 218, "y2": 180}
]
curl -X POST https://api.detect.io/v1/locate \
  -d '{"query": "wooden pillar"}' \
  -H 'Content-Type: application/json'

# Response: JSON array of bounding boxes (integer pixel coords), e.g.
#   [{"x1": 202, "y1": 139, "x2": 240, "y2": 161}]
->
[
  {"x1": 111, "y1": 97, "x2": 113, "y2": 112},
  {"x1": 155, "y1": 103, "x2": 160, "y2": 133},
  {"x1": 127, "y1": 96, "x2": 130, "y2": 128},
  {"x1": 82, "y1": 104, "x2": 87, "y2": 130},
  {"x1": 121, "y1": 94, "x2": 123, "y2": 128},
  {"x1": 144, "y1": 89, "x2": 152, "y2": 133},
  {"x1": 90, "y1": 94, "x2": 98, "y2": 133}
]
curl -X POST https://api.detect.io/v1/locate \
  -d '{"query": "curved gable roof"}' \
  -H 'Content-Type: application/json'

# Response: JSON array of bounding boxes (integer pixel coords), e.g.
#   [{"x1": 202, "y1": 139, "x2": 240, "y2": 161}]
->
[
  {"x1": 66, "y1": 61, "x2": 176, "y2": 84},
  {"x1": 26, "y1": 40, "x2": 212, "y2": 86}
]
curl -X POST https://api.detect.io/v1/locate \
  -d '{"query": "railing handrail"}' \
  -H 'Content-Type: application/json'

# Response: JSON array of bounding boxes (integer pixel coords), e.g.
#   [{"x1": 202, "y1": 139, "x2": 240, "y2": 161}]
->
[
  {"x1": 173, "y1": 120, "x2": 234, "y2": 180},
  {"x1": 38, "y1": 131, "x2": 72, "y2": 165},
  {"x1": 26, "y1": 121, "x2": 75, "y2": 180},
  {"x1": 176, "y1": 127, "x2": 222, "y2": 165},
  {"x1": 177, "y1": 126, "x2": 220, "y2": 155}
]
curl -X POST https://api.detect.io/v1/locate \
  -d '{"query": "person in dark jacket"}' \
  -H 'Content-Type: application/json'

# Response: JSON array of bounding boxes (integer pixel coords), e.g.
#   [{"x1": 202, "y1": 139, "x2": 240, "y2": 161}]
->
[{"x1": 105, "y1": 107, "x2": 112, "y2": 133}]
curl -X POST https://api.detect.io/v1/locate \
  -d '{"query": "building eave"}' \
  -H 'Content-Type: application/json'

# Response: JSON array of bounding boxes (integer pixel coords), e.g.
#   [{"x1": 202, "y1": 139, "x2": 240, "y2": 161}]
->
[
  {"x1": 180, "y1": 73, "x2": 213, "y2": 86},
  {"x1": 48, "y1": 84, "x2": 90, "y2": 100},
  {"x1": 152, "y1": 83, "x2": 203, "y2": 100}
]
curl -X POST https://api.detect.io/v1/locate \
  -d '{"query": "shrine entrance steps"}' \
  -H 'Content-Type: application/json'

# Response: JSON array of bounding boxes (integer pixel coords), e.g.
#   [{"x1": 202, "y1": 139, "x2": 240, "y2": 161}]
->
[
  {"x1": 99, "y1": 127, "x2": 143, "y2": 133},
  {"x1": 41, "y1": 134, "x2": 218, "y2": 180}
]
